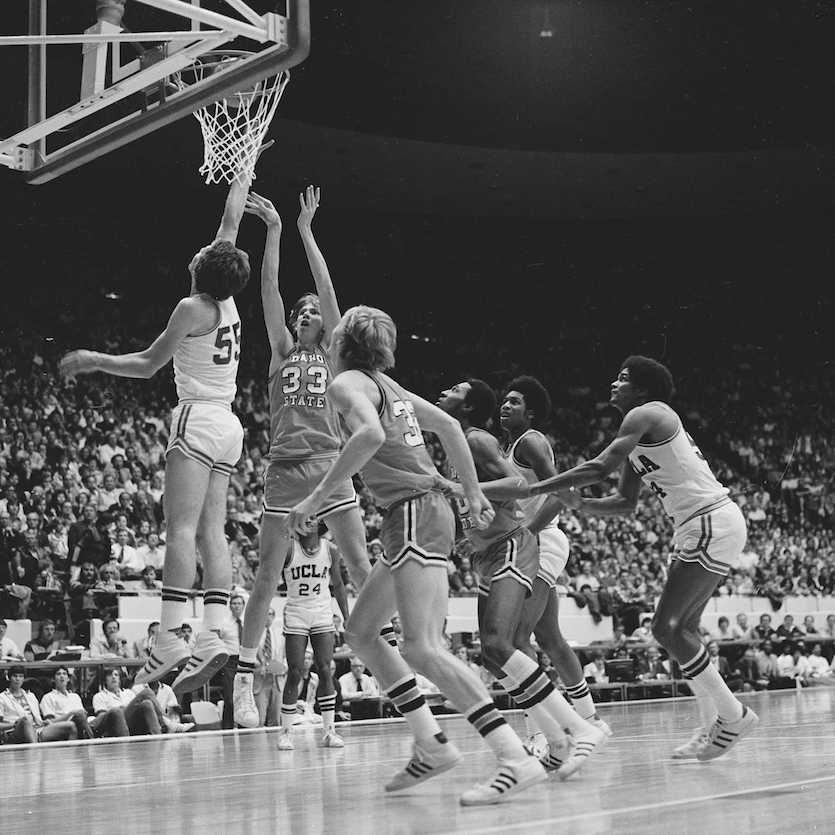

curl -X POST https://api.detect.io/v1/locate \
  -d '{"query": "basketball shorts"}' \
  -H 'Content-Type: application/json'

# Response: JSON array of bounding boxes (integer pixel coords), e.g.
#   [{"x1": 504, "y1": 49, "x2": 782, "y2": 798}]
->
[
  {"x1": 283, "y1": 599, "x2": 335, "y2": 637},
  {"x1": 535, "y1": 524, "x2": 570, "y2": 588},
  {"x1": 165, "y1": 402, "x2": 243, "y2": 475},
  {"x1": 379, "y1": 491, "x2": 455, "y2": 571},
  {"x1": 671, "y1": 500, "x2": 747, "y2": 576},
  {"x1": 263, "y1": 457, "x2": 359, "y2": 519},
  {"x1": 472, "y1": 526, "x2": 539, "y2": 597}
]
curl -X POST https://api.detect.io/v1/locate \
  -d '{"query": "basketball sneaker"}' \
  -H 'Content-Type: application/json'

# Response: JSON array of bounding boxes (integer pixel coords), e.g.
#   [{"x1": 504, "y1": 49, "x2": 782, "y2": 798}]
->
[
  {"x1": 555, "y1": 723, "x2": 607, "y2": 780},
  {"x1": 321, "y1": 730, "x2": 345, "y2": 748},
  {"x1": 671, "y1": 726, "x2": 709, "y2": 759},
  {"x1": 384, "y1": 739, "x2": 462, "y2": 792},
  {"x1": 539, "y1": 735, "x2": 573, "y2": 773},
  {"x1": 589, "y1": 716, "x2": 613, "y2": 738},
  {"x1": 523, "y1": 731, "x2": 547, "y2": 759},
  {"x1": 459, "y1": 757, "x2": 547, "y2": 806},
  {"x1": 696, "y1": 706, "x2": 759, "y2": 761},
  {"x1": 134, "y1": 633, "x2": 191, "y2": 686},
  {"x1": 171, "y1": 631, "x2": 229, "y2": 695},
  {"x1": 277, "y1": 729, "x2": 294, "y2": 751},
  {"x1": 233, "y1": 672, "x2": 259, "y2": 729}
]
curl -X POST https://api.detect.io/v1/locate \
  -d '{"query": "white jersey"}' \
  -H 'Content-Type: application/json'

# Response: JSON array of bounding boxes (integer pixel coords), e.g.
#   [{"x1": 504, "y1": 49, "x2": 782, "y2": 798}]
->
[
  {"x1": 173, "y1": 296, "x2": 240, "y2": 405},
  {"x1": 283, "y1": 539, "x2": 333, "y2": 607},
  {"x1": 505, "y1": 429, "x2": 561, "y2": 530},
  {"x1": 627, "y1": 402, "x2": 729, "y2": 527}
]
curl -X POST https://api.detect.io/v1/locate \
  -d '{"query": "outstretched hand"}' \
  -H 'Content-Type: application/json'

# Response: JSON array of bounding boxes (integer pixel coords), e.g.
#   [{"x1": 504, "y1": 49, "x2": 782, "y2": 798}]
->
[
  {"x1": 297, "y1": 185, "x2": 321, "y2": 231},
  {"x1": 59, "y1": 350, "x2": 96, "y2": 380},
  {"x1": 286, "y1": 496, "x2": 321, "y2": 538},
  {"x1": 244, "y1": 192, "x2": 281, "y2": 230}
]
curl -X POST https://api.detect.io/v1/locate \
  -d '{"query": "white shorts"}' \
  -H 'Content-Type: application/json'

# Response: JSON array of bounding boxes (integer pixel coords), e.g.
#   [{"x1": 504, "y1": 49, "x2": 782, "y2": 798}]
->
[
  {"x1": 283, "y1": 600, "x2": 335, "y2": 637},
  {"x1": 535, "y1": 524, "x2": 570, "y2": 587},
  {"x1": 166, "y1": 402, "x2": 244, "y2": 475},
  {"x1": 672, "y1": 501, "x2": 747, "y2": 576}
]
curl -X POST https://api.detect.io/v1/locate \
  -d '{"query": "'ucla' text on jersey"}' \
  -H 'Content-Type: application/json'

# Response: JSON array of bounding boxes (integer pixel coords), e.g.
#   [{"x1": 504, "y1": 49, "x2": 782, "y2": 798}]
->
[{"x1": 627, "y1": 402, "x2": 730, "y2": 527}]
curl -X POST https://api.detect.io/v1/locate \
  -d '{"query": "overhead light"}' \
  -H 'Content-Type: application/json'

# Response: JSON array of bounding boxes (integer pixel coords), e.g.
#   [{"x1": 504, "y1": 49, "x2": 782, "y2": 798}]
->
[{"x1": 540, "y1": 30, "x2": 553, "y2": 37}]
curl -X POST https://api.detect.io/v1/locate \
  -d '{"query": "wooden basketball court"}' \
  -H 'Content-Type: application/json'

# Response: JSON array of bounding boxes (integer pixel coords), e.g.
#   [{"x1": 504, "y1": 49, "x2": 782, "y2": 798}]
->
[{"x1": 3, "y1": 687, "x2": 832, "y2": 834}]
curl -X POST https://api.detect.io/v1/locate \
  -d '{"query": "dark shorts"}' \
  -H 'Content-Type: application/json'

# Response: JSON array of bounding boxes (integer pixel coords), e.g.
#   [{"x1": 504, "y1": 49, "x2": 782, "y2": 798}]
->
[
  {"x1": 379, "y1": 492, "x2": 455, "y2": 571},
  {"x1": 472, "y1": 526, "x2": 539, "y2": 596},
  {"x1": 262, "y1": 457, "x2": 359, "y2": 519}
]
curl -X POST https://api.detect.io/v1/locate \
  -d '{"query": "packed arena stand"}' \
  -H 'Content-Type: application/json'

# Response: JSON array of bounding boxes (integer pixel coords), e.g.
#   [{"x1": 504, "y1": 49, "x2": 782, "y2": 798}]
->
[{"x1": 0, "y1": 249, "x2": 833, "y2": 728}]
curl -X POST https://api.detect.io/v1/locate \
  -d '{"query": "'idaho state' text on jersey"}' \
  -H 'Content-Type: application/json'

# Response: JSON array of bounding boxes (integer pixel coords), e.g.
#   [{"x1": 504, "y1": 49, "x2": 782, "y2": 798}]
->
[{"x1": 268, "y1": 345, "x2": 343, "y2": 460}]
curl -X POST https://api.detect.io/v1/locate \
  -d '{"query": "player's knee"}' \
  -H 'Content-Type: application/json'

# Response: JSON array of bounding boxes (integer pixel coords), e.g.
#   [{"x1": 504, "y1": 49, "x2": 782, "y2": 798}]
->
[{"x1": 651, "y1": 612, "x2": 678, "y2": 645}]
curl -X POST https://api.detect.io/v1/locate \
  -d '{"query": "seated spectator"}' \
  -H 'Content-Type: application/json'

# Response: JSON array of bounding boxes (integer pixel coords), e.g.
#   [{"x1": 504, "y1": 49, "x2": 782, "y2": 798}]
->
[
  {"x1": 132, "y1": 621, "x2": 159, "y2": 661},
  {"x1": 801, "y1": 615, "x2": 819, "y2": 635},
  {"x1": 90, "y1": 617, "x2": 130, "y2": 660},
  {"x1": 91, "y1": 563, "x2": 125, "y2": 620},
  {"x1": 177, "y1": 622, "x2": 196, "y2": 650},
  {"x1": 729, "y1": 648, "x2": 769, "y2": 692},
  {"x1": 0, "y1": 665, "x2": 81, "y2": 742},
  {"x1": 67, "y1": 562, "x2": 99, "y2": 648},
  {"x1": 711, "y1": 616, "x2": 736, "y2": 642},
  {"x1": 91, "y1": 667, "x2": 171, "y2": 736},
  {"x1": 637, "y1": 645, "x2": 671, "y2": 681},
  {"x1": 731, "y1": 612, "x2": 755, "y2": 641},
  {"x1": 629, "y1": 616, "x2": 655, "y2": 645},
  {"x1": 752, "y1": 613, "x2": 776, "y2": 642},
  {"x1": 32, "y1": 559, "x2": 66, "y2": 625},
  {"x1": 38, "y1": 666, "x2": 95, "y2": 739},
  {"x1": 804, "y1": 643, "x2": 832, "y2": 683},
  {"x1": 452, "y1": 644, "x2": 482, "y2": 675},
  {"x1": 824, "y1": 614, "x2": 835, "y2": 639},
  {"x1": 706, "y1": 640, "x2": 732, "y2": 681},
  {"x1": 754, "y1": 639, "x2": 780, "y2": 686},
  {"x1": 457, "y1": 571, "x2": 479, "y2": 596},
  {"x1": 583, "y1": 649, "x2": 608, "y2": 684},
  {"x1": 2, "y1": 547, "x2": 38, "y2": 618},
  {"x1": 774, "y1": 641, "x2": 809, "y2": 688},
  {"x1": 136, "y1": 531, "x2": 165, "y2": 575},
  {"x1": 24, "y1": 619, "x2": 61, "y2": 661},
  {"x1": 235, "y1": 545, "x2": 259, "y2": 592},
  {"x1": 109, "y1": 529, "x2": 144, "y2": 580},
  {"x1": 137, "y1": 564, "x2": 162, "y2": 591},
  {"x1": 338, "y1": 657, "x2": 380, "y2": 698},
  {"x1": 0, "y1": 619, "x2": 25, "y2": 661},
  {"x1": 775, "y1": 614, "x2": 805, "y2": 641}
]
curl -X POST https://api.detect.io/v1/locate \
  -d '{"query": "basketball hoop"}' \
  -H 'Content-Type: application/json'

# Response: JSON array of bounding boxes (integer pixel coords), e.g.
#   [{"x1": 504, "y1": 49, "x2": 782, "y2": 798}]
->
[{"x1": 173, "y1": 51, "x2": 290, "y2": 186}]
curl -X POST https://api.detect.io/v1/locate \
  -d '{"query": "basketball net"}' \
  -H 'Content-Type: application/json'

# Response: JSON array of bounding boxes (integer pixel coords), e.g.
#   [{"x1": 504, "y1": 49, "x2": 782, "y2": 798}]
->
[{"x1": 175, "y1": 61, "x2": 290, "y2": 186}]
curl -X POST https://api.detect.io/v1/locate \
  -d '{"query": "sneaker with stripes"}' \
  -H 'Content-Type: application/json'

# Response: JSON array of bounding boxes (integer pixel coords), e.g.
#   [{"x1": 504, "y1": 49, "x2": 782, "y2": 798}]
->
[
  {"x1": 171, "y1": 631, "x2": 229, "y2": 695},
  {"x1": 696, "y1": 705, "x2": 759, "y2": 761},
  {"x1": 554, "y1": 724, "x2": 607, "y2": 780},
  {"x1": 459, "y1": 757, "x2": 547, "y2": 806},
  {"x1": 672, "y1": 726, "x2": 709, "y2": 759},
  {"x1": 321, "y1": 730, "x2": 345, "y2": 748},
  {"x1": 384, "y1": 740, "x2": 462, "y2": 792},
  {"x1": 134, "y1": 634, "x2": 191, "y2": 686},
  {"x1": 540, "y1": 736, "x2": 573, "y2": 773}
]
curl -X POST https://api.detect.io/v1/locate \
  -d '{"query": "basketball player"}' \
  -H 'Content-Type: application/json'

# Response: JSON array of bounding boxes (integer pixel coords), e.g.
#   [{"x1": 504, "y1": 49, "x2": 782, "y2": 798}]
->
[
  {"x1": 436, "y1": 380, "x2": 607, "y2": 779},
  {"x1": 285, "y1": 306, "x2": 546, "y2": 806},
  {"x1": 59, "y1": 173, "x2": 252, "y2": 694},
  {"x1": 526, "y1": 356, "x2": 758, "y2": 760},
  {"x1": 276, "y1": 524, "x2": 350, "y2": 750},
  {"x1": 497, "y1": 376, "x2": 611, "y2": 754},
  {"x1": 232, "y1": 188, "x2": 372, "y2": 729}
]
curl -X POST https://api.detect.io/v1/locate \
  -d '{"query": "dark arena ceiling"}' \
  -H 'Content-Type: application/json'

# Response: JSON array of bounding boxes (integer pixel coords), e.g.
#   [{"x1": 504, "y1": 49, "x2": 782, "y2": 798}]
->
[{"x1": 3, "y1": 1, "x2": 835, "y2": 217}]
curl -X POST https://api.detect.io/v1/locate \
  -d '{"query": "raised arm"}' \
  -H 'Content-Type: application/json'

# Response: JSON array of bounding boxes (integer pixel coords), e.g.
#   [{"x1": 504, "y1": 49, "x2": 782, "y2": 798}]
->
[
  {"x1": 215, "y1": 140, "x2": 273, "y2": 243},
  {"x1": 59, "y1": 297, "x2": 210, "y2": 381},
  {"x1": 244, "y1": 192, "x2": 293, "y2": 373},
  {"x1": 297, "y1": 186, "x2": 342, "y2": 346}
]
